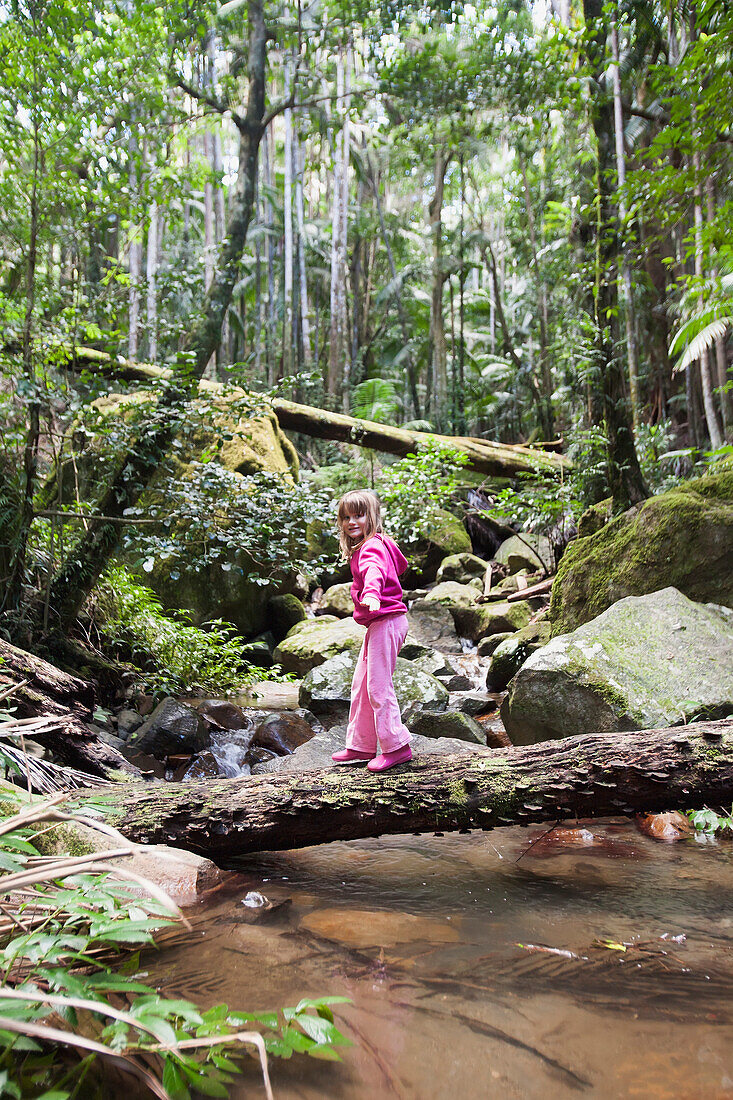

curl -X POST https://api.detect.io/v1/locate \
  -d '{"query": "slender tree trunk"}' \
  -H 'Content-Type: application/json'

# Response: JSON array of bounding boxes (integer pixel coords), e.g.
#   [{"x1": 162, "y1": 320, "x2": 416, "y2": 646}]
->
[
  {"x1": 295, "y1": 131, "x2": 312, "y2": 369},
  {"x1": 283, "y1": 57, "x2": 294, "y2": 379},
  {"x1": 146, "y1": 197, "x2": 158, "y2": 363},
  {"x1": 692, "y1": 150, "x2": 723, "y2": 449},
  {"x1": 705, "y1": 177, "x2": 732, "y2": 440},
  {"x1": 610, "y1": 14, "x2": 641, "y2": 432},
  {"x1": 128, "y1": 130, "x2": 142, "y2": 361},
  {"x1": 428, "y1": 147, "x2": 449, "y2": 425},
  {"x1": 264, "y1": 124, "x2": 276, "y2": 386},
  {"x1": 328, "y1": 45, "x2": 350, "y2": 405},
  {"x1": 582, "y1": 0, "x2": 648, "y2": 509},
  {"x1": 518, "y1": 152, "x2": 554, "y2": 440}
]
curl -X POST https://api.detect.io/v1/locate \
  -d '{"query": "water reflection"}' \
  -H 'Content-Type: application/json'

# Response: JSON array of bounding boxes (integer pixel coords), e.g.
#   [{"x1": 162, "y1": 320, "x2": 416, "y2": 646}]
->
[{"x1": 147, "y1": 820, "x2": 733, "y2": 1099}]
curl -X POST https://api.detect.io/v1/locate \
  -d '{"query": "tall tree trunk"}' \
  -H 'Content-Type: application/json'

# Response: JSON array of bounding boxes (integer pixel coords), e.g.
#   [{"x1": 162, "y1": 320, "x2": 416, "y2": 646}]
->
[
  {"x1": 328, "y1": 45, "x2": 350, "y2": 405},
  {"x1": 146, "y1": 197, "x2": 158, "y2": 363},
  {"x1": 128, "y1": 129, "x2": 142, "y2": 361},
  {"x1": 610, "y1": 14, "x2": 641, "y2": 432},
  {"x1": 692, "y1": 150, "x2": 723, "y2": 449},
  {"x1": 294, "y1": 130, "x2": 312, "y2": 369},
  {"x1": 705, "y1": 176, "x2": 732, "y2": 440},
  {"x1": 45, "y1": 0, "x2": 270, "y2": 629},
  {"x1": 264, "y1": 124, "x2": 276, "y2": 387},
  {"x1": 518, "y1": 151, "x2": 554, "y2": 440},
  {"x1": 428, "y1": 146, "x2": 449, "y2": 425},
  {"x1": 582, "y1": 0, "x2": 648, "y2": 509},
  {"x1": 282, "y1": 56, "x2": 294, "y2": 379}
]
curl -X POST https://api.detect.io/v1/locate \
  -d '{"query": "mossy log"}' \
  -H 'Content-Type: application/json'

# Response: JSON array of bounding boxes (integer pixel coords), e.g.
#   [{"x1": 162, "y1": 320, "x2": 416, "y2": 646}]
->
[
  {"x1": 0, "y1": 641, "x2": 138, "y2": 780},
  {"x1": 63, "y1": 720, "x2": 733, "y2": 858},
  {"x1": 56, "y1": 346, "x2": 568, "y2": 479}
]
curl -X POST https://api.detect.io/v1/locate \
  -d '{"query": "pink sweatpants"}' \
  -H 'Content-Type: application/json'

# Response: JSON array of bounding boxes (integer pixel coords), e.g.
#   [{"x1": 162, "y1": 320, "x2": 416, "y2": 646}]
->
[{"x1": 346, "y1": 614, "x2": 411, "y2": 755}]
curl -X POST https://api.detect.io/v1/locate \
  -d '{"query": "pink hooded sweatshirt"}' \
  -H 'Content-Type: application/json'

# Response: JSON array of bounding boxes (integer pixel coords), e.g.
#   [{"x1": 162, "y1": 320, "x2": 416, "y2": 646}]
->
[{"x1": 350, "y1": 534, "x2": 409, "y2": 626}]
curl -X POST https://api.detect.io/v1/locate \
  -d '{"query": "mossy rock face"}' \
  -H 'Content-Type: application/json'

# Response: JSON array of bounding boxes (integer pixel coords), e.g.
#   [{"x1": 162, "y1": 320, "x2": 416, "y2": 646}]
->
[
  {"x1": 485, "y1": 622, "x2": 551, "y2": 692},
  {"x1": 452, "y1": 599, "x2": 533, "y2": 643},
  {"x1": 299, "y1": 650, "x2": 448, "y2": 724},
  {"x1": 425, "y1": 581, "x2": 481, "y2": 609},
  {"x1": 267, "y1": 593, "x2": 306, "y2": 642},
  {"x1": 435, "y1": 552, "x2": 488, "y2": 585},
  {"x1": 318, "y1": 582, "x2": 354, "y2": 618},
  {"x1": 494, "y1": 534, "x2": 552, "y2": 574},
  {"x1": 403, "y1": 508, "x2": 472, "y2": 583},
  {"x1": 273, "y1": 616, "x2": 366, "y2": 676},
  {"x1": 502, "y1": 587, "x2": 733, "y2": 745},
  {"x1": 551, "y1": 472, "x2": 733, "y2": 635},
  {"x1": 404, "y1": 707, "x2": 486, "y2": 744}
]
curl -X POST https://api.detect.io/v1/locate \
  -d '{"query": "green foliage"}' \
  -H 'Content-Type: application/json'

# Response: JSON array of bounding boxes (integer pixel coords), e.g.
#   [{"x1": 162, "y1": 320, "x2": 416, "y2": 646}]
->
[
  {"x1": 93, "y1": 566, "x2": 257, "y2": 696},
  {"x1": 633, "y1": 419, "x2": 683, "y2": 495},
  {"x1": 376, "y1": 438, "x2": 470, "y2": 544},
  {"x1": 0, "y1": 795, "x2": 351, "y2": 1099},
  {"x1": 687, "y1": 806, "x2": 733, "y2": 835}
]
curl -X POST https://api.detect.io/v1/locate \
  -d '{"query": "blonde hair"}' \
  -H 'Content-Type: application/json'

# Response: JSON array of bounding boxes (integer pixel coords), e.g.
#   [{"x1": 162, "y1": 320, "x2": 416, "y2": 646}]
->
[{"x1": 336, "y1": 490, "x2": 383, "y2": 560}]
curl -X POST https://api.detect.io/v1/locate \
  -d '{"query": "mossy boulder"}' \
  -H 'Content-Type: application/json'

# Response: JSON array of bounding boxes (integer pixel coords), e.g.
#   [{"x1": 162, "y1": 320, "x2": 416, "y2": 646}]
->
[
  {"x1": 452, "y1": 599, "x2": 534, "y2": 643},
  {"x1": 404, "y1": 707, "x2": 486, "y2": 744},
  {"x1": 273, "y1": 616, "x2": 366, "y2": 676},
  {"x1": 485, "y1": 621, "x2": 552, "y2": 692},
  {"x1": 550, "y1": 472, "x2": 733, "y2": 635},
  {"x1": 494, "y1": 533, "x2": 552, "y2": 574},
  {"x1": 317, "y1": 582, "x2": 354, "y2": 618},
  {"x1": 502, "y1": 587, "x2": 733, "y2": 745},
  {"x1": 406, "y1": 599, "x2": 463, "y2": 654},
  {"x1": 436, "y1": 552, "x2": 488, "y2": 585},
  {"x1": 403, "y1": 508, "x2": 472, "y2": 583},
  {"x1": 299, "y1": 650, "x2": 448, "y2": 725},
  {"x1": 267, "y1": 593, "x2": 306, "y2": 641},
  {"x1": 425, "y1": 581, "x2": 481, "y2": 609}
]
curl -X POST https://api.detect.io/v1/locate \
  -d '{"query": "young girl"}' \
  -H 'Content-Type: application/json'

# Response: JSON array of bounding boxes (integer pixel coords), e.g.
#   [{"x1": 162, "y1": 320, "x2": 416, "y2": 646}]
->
[{"x1": 331, "y1": 490, "x2": 413, "y2": 773}]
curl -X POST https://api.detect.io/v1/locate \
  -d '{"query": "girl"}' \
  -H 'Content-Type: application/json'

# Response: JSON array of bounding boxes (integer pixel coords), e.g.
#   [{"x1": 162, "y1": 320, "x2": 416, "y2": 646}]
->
[{"x1": 331, "y1": 490, "x2": 413, "y2": 773}]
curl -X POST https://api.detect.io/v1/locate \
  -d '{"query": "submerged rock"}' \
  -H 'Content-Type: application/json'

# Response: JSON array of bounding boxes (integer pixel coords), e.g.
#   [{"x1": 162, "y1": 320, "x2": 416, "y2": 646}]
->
[
  {"x1": 273, "y1": 616, "x2": 365, "y2": 675},
  {"x1": 127, "y1": 698, "x2": 209, "y2": 758},
  {"x1": 299, "y1": 651, "x2": 448, "y2": 726},
  {"x1": 550, "y1": 470, "x2": 733, "y2": 634},
  {"x1": 502, "y1": 587, "x2": 733, "y2": 745}
]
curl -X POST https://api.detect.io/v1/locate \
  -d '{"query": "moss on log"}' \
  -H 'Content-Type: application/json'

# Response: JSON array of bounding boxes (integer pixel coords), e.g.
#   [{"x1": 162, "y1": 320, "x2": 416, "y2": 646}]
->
[{"x1": 63, "y1": 720, "x2": 733, "y2": 858}]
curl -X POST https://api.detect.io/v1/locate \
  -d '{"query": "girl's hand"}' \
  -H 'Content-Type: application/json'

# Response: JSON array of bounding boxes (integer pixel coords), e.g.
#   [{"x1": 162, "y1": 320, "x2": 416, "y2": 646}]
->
[{"x1": 362, "y1": 596, "x2": 380, "y2": 613}]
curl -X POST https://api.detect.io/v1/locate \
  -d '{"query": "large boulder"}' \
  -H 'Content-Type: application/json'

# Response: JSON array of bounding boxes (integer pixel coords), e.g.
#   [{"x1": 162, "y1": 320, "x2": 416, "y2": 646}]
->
[
  {"x1": 267, "y1": 593, "x2": 306, "y2": 641},
  {"x1": 404, "y1": 707, "x2": 486, "y2": 745},
  {"x1": 452, "y1": 599, "x2": 534, "y2": 643},
  {"x1": 502, "y1": 587, "x2": 733, "y2": 745},
  {"x1": 407, "y1": 599, "x2": 463, "y2": 654},
  {"x1": 317, "y1": 582, "x2": 354, "y2": 618},
  {"x1": 126, "y1": 698, "x2": 209, "y2": 758},
  {"x1": 273, "y1": 616, "x2": 365, "y2": 675},
  {"x1": 550, "y1": 471, "x2": 733, "y2": 634},
  {"x1": 299, "y1": 651, "x2": 449, "y2": 726},
  {"x1": 403, "y1": 508, "x2": 472, "y2": 583},
  {"x1": 436, "y1": 552, "x2": 488, "y2": 585},
  {"x1": 485, "y1": 621, "x2": 551, "y2": 692},
  {"x1": 494, "y1": 533, "x2": 552, "y2": 574},
  {"x1": 425, "y1": 581, "x2": 482, "y2": 608}
]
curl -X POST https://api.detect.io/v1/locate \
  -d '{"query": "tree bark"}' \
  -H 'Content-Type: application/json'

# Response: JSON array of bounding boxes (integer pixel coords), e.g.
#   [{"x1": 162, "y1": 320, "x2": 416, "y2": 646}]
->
[
  {"x1": 283, "y1": 55, "x2": 294, "y2": 379},
  {"x1": 64, "y1": 720, "x2": 733, "y2": 858},
  {"x1": 0, "y1": 640, "x2": 139, "y2": 779},
  {"x1": 427, "y1": 147, "x2": 449, "y2": 423},
  {"x1": 55, "y1": 346, "x2": 569, "y2": 477}
]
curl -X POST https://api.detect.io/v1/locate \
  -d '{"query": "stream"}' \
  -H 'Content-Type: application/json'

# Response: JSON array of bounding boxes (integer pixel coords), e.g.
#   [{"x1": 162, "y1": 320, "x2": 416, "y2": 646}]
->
[{"x1": 146, "y1": 812, "x2": 733, "y2": 1098}]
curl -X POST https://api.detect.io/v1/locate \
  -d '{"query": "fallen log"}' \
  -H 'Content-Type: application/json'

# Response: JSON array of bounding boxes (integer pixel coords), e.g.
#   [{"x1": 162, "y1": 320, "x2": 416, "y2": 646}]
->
[
  {"x1": 0, "y1": 641, "x2": 138, "y2": 780},
  {"x1": 62, "y1": 719, "x2": 733, "y2": 858},
  {"x1": 54, "y1": 345, "x2": 568, "y2": 479}
]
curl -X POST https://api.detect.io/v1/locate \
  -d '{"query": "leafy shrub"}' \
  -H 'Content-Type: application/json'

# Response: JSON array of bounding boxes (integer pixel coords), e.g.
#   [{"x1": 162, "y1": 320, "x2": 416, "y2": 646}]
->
[
  {"x1": 0, "y1": 792, "x2": 351, "y2": 1099},
  {"x1": 376, "y1": 438, "x2": 470, "y2": 544},
  {"x1": 687, "y1": 806, "x2": 733, "y2": 834},
  {"x1": 93, "y1": 566, "x2": 258, "y2": 696}
]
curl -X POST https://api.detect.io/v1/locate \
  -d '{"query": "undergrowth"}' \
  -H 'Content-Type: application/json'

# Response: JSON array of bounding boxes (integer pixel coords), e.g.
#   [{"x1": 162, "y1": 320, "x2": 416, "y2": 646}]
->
[
  {"x1": 91, "y1": 567, "x2": 262, "y2": 697},
  {"x1": 0, "y1": 789, "x2": 352, "y2": 1099}
]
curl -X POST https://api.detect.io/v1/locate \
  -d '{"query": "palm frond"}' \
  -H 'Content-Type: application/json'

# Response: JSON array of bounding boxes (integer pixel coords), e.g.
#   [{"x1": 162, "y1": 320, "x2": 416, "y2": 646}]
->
[{"x1": 671, "y1": 317, "x2": 733, "y2": 373}]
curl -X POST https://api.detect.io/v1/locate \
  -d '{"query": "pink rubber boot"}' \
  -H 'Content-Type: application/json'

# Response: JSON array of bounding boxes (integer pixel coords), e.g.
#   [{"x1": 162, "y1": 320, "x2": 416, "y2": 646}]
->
[
  {"x1": 332, "y1": 748, "x2": 373, "y2": 764},
  {"x1": 367, "y1": 744, "x2": 413, "y2": 772}
]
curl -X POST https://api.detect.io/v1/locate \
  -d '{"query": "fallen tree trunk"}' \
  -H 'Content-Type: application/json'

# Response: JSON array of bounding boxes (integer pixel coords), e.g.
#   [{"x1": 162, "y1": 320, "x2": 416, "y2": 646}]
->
[
  {"x1": 0, "y1": 641, "x2": 139, "y2": 780},
  {"x1": 63, "y1": 720, "x2": 733, "y2": 858},
  {"x1": 55, "y1": 346, "x2": 568, "y2": 478}
]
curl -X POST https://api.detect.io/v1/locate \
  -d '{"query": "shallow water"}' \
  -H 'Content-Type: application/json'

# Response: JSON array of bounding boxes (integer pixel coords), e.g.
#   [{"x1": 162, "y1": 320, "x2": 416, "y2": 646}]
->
[{"x1": 148, "y1": 820, "x2": 733, "y2": 1099}]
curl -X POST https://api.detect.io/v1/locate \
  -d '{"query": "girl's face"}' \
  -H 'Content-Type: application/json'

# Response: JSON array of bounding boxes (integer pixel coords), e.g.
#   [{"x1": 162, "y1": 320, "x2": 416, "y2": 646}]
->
[{"x1": 344, "y1": 510, "x2": 368, "y2": 541}]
